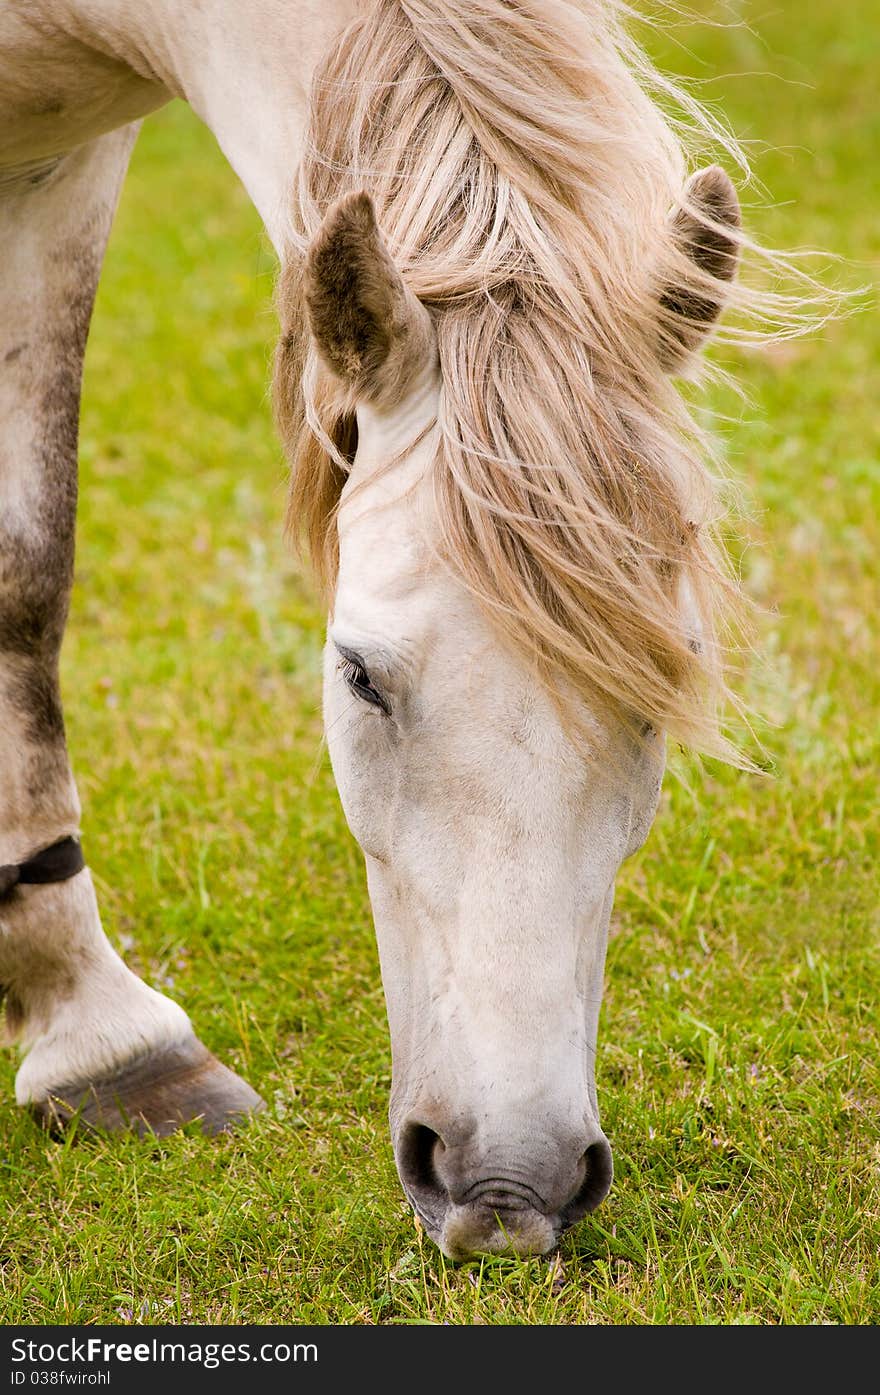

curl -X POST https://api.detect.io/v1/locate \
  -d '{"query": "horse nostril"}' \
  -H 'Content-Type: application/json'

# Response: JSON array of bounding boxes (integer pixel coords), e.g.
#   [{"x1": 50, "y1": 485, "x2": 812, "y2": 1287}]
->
[
  {"x1": 559, "y1": 1137, "x2": 614, "y2": 1229},
  {"x1": 397, "y1": 1123, "x2": 448, "y2": 1226}
]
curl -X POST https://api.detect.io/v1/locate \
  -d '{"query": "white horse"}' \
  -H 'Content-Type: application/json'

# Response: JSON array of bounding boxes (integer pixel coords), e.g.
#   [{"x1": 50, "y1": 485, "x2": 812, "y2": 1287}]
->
[{"x1": 2, "y1": 0, "x2": 768, "y2": 1259}]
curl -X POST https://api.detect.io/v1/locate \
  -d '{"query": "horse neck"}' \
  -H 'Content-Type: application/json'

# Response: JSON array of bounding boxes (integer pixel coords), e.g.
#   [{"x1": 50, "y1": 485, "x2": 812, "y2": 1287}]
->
[{"x1": 52, "y1": 0, "x2": 360, "y2": 251}]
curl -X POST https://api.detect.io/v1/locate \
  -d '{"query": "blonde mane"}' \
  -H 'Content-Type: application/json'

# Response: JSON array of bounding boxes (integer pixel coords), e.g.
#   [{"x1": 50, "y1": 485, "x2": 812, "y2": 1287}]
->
[{"x1": 273, "y1": 0, "x2": 817, "y2": 759}]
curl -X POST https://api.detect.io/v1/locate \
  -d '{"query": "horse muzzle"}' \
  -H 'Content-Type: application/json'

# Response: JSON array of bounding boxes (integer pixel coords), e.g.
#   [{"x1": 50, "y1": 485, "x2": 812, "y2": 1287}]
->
[{"x1": 395, "y1": 1119, "x2": 613, "y2": 1259}]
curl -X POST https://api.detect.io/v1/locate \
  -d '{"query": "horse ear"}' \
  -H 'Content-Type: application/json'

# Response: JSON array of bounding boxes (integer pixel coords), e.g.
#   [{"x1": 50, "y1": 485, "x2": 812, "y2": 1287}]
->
[
  {"x1": 304, "y1": 191, "x2": 436, "y2": 410},
  {"x1": 657, "y1": 165, "x2": 741, "y2": 370}
]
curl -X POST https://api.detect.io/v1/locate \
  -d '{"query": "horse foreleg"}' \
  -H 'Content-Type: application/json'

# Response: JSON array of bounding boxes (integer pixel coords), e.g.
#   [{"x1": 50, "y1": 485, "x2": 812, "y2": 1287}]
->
[{"x1": 0, "y1": 126, "x2": 263, "y2": 1135}]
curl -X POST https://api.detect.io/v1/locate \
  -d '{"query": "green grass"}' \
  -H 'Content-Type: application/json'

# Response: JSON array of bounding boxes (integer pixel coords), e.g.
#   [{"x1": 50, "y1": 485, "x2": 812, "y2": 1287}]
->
[{"x1": 1, "y1": 0, "x2": 877, "y2": 1325}]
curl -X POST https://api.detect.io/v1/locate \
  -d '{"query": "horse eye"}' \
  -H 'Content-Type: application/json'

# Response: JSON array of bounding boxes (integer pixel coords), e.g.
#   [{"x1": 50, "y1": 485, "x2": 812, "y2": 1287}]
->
[{"x1": 339, "y1": 657, "x2": 391, "y2": 714}]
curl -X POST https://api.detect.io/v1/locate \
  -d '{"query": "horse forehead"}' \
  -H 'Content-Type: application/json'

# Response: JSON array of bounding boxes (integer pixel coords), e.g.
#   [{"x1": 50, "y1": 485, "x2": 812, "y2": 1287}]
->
[
  {"x1": 332, "y1": 554, "x2": 480, "y2": 672},
  {"x1": 337, "y1": 485, "x2": 427, "y2": 579},
  {"x1": 335, "y1": 454, "x2": 460, "y2": 641}
]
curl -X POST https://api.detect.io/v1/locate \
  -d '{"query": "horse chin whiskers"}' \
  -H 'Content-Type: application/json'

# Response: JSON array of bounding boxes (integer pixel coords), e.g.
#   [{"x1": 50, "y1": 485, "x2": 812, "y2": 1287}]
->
[
  {"x1": 403, "y1": 1167, "x2": 560, "y2": 1260},
  {"x1": 403, "y1": 1160, "x2": 565, "y2": 1261},
  {"x1": 440, "y1": 1202, "x2": 559, "y2": 1262}
]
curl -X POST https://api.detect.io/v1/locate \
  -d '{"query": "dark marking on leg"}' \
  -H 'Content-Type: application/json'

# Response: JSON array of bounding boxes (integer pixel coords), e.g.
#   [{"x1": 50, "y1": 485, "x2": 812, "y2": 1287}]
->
[
  {"x1": 0, "y1": 983, "x2": 25, "y2": 1041},
  {"x1": 0, "y1": 240, "x2": 102, "y2": 753},
  {"x1": 31, "y1": 97, "x2": 65, "y2": 118},
  {"x1": 4, "y1": 657, "x2": 65, "y2": 747}
]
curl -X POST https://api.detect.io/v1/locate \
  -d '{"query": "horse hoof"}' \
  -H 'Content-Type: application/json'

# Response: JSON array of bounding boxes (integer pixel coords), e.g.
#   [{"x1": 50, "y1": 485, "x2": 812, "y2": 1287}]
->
[{"x1": 31, "y1": 1034, "x2": 265, "y2": 1138}]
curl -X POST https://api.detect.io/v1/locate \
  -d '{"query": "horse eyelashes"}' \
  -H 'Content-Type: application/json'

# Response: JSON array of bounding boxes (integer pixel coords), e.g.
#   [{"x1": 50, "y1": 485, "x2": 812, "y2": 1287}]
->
[{"x1": 340, "y1": 658, "x2": 391, "y2": 714}]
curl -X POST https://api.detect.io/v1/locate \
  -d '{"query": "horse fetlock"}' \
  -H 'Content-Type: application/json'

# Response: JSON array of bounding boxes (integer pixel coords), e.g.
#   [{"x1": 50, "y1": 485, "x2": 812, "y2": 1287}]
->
[
  {"x1": 1, "y1": 865, "x2": 263, "y2": 1137},
  {"x1": 13, "y1": 945, "x2": 265, "y2": 1137},
  {"x1": 12, "y1": 940, "x2": 194, "y2": 1107},
  {"x1": 2, "y1": 869, "x2": 182, "y2": 1091},
  {"x1": 12, "y1": 934, "x2": 265, "y2": 1137}
]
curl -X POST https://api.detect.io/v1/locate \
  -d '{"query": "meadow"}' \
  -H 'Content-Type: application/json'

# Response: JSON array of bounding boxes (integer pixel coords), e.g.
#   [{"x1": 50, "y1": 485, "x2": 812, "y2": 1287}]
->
[{"x1": 0, "y1": 0, "x2": 877, "y2": 1324}]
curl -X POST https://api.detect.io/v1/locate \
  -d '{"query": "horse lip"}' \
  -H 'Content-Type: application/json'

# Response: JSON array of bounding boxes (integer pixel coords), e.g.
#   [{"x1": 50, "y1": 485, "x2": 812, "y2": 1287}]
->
[
  {"x1": 439, "y1": 1199, "x2": 560, "y2": 1260},
  {"x1": 405, "y1": 1179, "x2": 562, "y2": 1260}
]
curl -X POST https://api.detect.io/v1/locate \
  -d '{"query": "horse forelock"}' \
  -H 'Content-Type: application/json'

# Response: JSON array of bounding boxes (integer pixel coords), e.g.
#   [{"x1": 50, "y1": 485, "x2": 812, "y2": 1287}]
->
[{"x1": 273, "y1": 0, "x2": 818, "y2": 762}]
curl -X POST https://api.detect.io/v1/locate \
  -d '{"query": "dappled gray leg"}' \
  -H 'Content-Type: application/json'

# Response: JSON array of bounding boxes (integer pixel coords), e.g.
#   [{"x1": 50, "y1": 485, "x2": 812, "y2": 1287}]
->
[{"x1": 0, "y1": 128, "x2": 263, "y2": 1135}]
